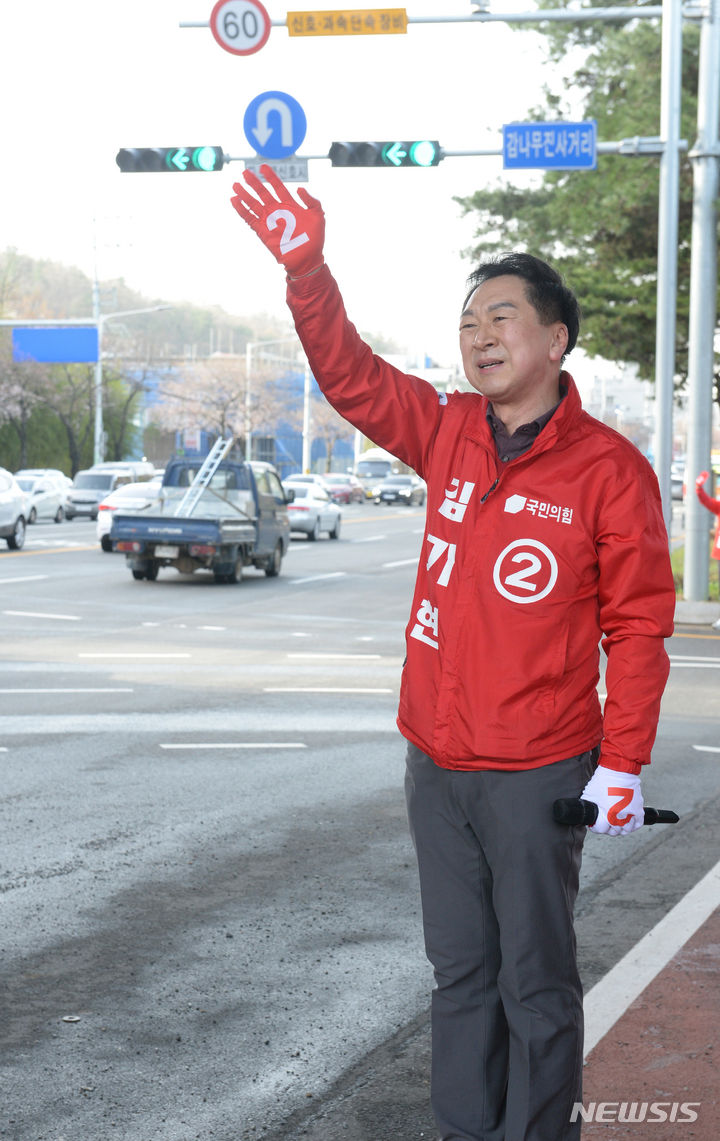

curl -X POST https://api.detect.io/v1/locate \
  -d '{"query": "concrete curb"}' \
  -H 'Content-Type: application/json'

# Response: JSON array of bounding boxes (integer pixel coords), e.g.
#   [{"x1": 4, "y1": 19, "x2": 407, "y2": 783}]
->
[{"x1": 675, "y1": 599, "x2": 720, "y2": 626}]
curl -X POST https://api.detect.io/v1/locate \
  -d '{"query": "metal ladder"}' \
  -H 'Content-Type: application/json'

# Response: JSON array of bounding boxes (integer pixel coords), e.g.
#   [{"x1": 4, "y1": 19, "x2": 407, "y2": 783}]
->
[{"x1": 173, "y1": 436, "x2": 235, "y2": 518}]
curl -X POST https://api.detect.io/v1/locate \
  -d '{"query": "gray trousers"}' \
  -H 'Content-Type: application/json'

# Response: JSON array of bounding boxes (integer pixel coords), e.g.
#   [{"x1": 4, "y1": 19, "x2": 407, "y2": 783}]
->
[{"x1": 404, "y1": 743, "x2": 596, "y2": 1141}]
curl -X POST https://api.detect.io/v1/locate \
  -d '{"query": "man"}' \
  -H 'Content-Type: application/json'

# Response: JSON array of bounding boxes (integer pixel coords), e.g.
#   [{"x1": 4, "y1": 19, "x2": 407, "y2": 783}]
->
[{"x1": 229, "y1": 167, "x2": 675, "y2": 1141}]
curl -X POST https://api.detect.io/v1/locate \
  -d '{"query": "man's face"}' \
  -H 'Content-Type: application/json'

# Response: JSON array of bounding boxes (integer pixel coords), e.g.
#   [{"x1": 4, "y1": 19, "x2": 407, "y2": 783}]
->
[{"x1": 458, "y1": 275, "x2": 568, "y2": 417}]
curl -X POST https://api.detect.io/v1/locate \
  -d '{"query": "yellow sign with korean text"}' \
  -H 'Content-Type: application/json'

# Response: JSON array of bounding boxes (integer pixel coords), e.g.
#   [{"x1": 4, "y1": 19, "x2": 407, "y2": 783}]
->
[{"x1": 286, "y1": 9, "x2": 408, "y2": 37}]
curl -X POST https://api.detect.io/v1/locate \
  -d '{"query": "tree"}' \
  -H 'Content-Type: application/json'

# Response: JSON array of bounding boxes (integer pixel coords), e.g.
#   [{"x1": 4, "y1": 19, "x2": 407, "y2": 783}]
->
[
  {"x1": 454, "y1": 11, "x2": 718, "y2": 409},
  {"x1": 149, "y1": 356, "x2": 303, "y2": 454},
  {"x1": 311, "y1": 393, "x2": 354, "y2": 472},
  {"x1": 0, "y1": 335, "x2": 46, "y2": 467},
  {"x1": 102, "y1": 365, "x2": 151, "y2": 463},
  {"x1": 37, "y1": 363, "x2": 96, "y2": 474}
]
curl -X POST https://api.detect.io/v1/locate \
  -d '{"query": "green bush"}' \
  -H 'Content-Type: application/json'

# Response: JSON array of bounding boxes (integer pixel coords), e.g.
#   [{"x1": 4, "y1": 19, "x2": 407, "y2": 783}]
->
[{"x1": 671, "y1": 542, "x2": 720, "y2": 600}]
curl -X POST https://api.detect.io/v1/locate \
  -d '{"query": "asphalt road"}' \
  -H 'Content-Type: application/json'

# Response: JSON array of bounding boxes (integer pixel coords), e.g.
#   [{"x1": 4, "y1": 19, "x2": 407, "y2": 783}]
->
[{"x1": 1, "y1": 505, "x2": 719, "y2": 1141}]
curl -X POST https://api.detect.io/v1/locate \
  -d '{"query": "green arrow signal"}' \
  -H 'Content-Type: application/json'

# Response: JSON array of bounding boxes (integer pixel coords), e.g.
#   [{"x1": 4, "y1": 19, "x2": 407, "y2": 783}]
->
[
  {"x1": 382, "y1": 142, "x2": 407, "y2": 167},
  {"x1": 168, "y1": 148, "x2": 190, "y2": 171}
]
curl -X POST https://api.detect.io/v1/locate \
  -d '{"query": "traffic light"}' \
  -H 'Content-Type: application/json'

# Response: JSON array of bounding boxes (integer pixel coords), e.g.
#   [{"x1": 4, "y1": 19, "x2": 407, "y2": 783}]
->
[
  {"x1": 115, "y1": 147, "x2": 225, "y2": 173},
  {"x1": 329, "y1": 140, "x2": 442, "y2": 168}
]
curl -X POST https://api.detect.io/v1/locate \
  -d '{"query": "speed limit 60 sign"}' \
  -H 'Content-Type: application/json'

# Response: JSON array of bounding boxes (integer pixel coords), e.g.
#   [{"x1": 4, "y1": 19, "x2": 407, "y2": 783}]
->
[{"x1": 210, "y1": 0, "x2": 271, "y2": 56}]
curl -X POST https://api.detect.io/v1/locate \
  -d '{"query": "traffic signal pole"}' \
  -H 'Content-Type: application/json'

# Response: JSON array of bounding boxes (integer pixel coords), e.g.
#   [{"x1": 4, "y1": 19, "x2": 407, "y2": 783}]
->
[{"x1": 684, "y1": 0, "x2": 720, "y2": 601}]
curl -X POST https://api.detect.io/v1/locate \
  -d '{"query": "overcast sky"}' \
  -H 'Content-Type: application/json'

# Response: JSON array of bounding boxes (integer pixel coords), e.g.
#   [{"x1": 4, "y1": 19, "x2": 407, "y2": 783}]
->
[{"x1": 2, "y1": 1, "x2": 577, "y2": 365}]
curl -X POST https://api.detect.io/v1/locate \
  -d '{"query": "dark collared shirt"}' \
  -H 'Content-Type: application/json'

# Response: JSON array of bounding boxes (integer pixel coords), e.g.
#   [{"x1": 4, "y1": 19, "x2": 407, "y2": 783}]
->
[{"x1": 486, "y1": 390, "x2": 566, "y2": 463}]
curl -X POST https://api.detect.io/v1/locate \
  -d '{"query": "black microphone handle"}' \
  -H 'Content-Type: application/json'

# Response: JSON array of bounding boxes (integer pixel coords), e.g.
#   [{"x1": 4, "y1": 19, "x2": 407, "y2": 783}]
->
[
  {"x1": 552, "y1": 798, "x2": 679, "y2": 827},
  {"x1": 643, "y1": 806, "x2": 680, "y2": 825}
]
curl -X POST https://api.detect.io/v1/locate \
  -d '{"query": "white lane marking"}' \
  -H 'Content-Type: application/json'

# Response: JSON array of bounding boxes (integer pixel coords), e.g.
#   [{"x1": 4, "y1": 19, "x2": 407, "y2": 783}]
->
[
  {"x1": 0, "y1": 574, "x2": 49, "y2": 584},
  {"x1": 264, "y1": 687, "x2": 393, "y2": 694},
  {"x1": 351, "y1": 535, "x2": 387, "y2": 543},
  {"x1": 22, "y1": 539, "x2": 91, "y2": 549},
  {"x1": 382, "y1": 558, "x2": 418, "y2": 569},
  {"x1": 583, "y1": 857, "x2": 720, "y2": 1060},
  {"x1": 292, "y1": 572, "x2": 347, "y2": 585},
  {"x1": 0, "y1": 687, "x2": 134, "y2": 694},
  {"x1": 159, "y1": 742, "x2": 307, "y2": 750},
  {"x1": 693, "y1": 745, "x2": 720, "y2": 753},
  {"x1": 670, "y1": 654, "x2": 720, "y2": 659},
  {"x1": 3, "y1": 609, "x2": 81, "y2": 621},
  {"x1": 77, "y1": 653, "x2": 191, "y2": 659}
]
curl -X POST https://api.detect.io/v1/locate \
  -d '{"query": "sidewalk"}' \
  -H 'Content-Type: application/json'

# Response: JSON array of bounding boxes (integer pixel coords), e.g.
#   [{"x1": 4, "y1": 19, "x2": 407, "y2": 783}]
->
[
  {"x1": 674, "y1": 599, "x2": 720, "y2": 626},
  {"x1": 581, "y1": 905, "x2": 720, "y2": 1139}
]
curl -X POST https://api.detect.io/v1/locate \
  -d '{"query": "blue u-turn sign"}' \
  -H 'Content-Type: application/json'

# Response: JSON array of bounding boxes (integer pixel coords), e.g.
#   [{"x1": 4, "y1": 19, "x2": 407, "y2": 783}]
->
[{"x1": 243, "y1": 91, "x2": 307, "y2": 160}]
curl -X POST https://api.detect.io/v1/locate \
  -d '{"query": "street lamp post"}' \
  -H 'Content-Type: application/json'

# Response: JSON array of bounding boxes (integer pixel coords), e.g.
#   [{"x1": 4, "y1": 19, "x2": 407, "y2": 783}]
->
[{"x1": 93, "y1": 299, "x2": 172, "y2": 465}]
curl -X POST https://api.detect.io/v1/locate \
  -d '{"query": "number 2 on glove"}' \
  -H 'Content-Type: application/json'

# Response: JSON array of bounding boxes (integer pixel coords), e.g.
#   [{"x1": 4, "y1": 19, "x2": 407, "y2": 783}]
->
[
  {"x1": 266, "y1": 209, "x2": 310, "y2": 256},
  {"x1": 230, "y1": 163, "x2": 325, "y2": 277},
  {"x1": 606, "y1": 786, "x2": 634, "y2": 826}
]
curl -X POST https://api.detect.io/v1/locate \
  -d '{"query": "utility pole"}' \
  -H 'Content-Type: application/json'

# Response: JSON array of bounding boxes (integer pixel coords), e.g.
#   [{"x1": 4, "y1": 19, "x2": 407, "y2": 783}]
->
[
  {"x1": 92, "y1": 275, "x2": 103, "y2": 464},
  {"x1": 92, "y1": 303, "x2": 171, "y2": 465},
  {"x1": 683, "y1": 0, "x2": 720, "y2": 600},
  {"x1": 653, "y1": 0, "x2": 684, "y2": 533}
]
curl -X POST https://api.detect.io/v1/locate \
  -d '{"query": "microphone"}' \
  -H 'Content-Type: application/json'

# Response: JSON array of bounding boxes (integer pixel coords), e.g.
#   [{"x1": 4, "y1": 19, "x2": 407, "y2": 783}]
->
[{"x1": 553, "y1": 798, "x2": 679, "y2": 827}]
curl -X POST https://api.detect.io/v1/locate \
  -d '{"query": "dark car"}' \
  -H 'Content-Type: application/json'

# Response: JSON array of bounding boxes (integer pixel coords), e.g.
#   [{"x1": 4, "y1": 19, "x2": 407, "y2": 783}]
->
[
  {"x1": 322, "y1": 473, "x2": 365, "y2": 504},
  {"x1": 373, "y1": 474, "x2": 426, "y2": 506}
]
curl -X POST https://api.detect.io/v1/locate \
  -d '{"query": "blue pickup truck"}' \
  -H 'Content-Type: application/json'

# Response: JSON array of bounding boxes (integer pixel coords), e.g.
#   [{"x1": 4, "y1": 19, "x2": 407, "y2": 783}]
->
[{"x1": 109, "y1": 458, "x2": 292, "y2": 583}]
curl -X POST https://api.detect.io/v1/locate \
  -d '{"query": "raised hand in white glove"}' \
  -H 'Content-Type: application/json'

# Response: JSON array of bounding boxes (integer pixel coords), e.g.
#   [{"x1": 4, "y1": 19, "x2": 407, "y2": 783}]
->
[{"x1": 580, "y1": 765, "x2": 644, "y2": 836}]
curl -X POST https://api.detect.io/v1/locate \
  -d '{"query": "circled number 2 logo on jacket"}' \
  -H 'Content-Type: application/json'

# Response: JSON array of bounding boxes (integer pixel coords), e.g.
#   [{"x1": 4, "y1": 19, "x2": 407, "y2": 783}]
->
[{"x1": 493, "y1": 539, "x2": 558, "y2": 604}]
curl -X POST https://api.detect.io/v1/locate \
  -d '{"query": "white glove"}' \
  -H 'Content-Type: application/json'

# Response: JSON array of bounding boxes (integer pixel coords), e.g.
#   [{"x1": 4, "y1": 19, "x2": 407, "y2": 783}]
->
[{"x1": 580, "y1": 765, "x2": 644, "y2": 836}]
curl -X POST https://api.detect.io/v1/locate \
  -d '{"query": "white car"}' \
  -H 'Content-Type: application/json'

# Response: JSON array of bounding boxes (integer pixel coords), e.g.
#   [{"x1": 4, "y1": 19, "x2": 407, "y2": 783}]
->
[
  {"x1": 283, "y1": 482, "x2": 342, "y2": 540},
  {"x1": 96, "y1": 479, "x2": 163, "y2": 551},
  {"x1": 0, "y1": 467, "x2": 27, "y2": 549},
  {"x1": 15, "y1": 467, "x2": 70, "y2": 486},
  {"x1": 14, "y1": 473, "x2": 67, "y2": 523},
  {"x1": 283, "y1": 474, "x2": 330, "y2": 496}
]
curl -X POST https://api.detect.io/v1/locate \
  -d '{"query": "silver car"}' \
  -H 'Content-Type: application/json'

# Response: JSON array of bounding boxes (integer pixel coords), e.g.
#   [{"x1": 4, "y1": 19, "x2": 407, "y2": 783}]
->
[
  {"x1": 0, "y1": 467, "x2": 27, "y2": 549},
  {"x1": 284, "y1": 482, "x2": 342, "y2": 540},
  {"x1": 15, "y1": 474, "x2": 66, "y2": 523},
  {"x1": 66, "y1": 468, "x2": 135, "y2": 520}
]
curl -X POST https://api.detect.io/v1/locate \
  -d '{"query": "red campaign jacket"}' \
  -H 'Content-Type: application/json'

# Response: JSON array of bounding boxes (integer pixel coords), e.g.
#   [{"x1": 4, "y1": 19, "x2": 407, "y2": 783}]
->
[
  {"x1": 287, "y1": 267, "x2": 675, "y2": 774},
  {"x1": 696, "y1": 483, "x2": 720, "y2": 559}
]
